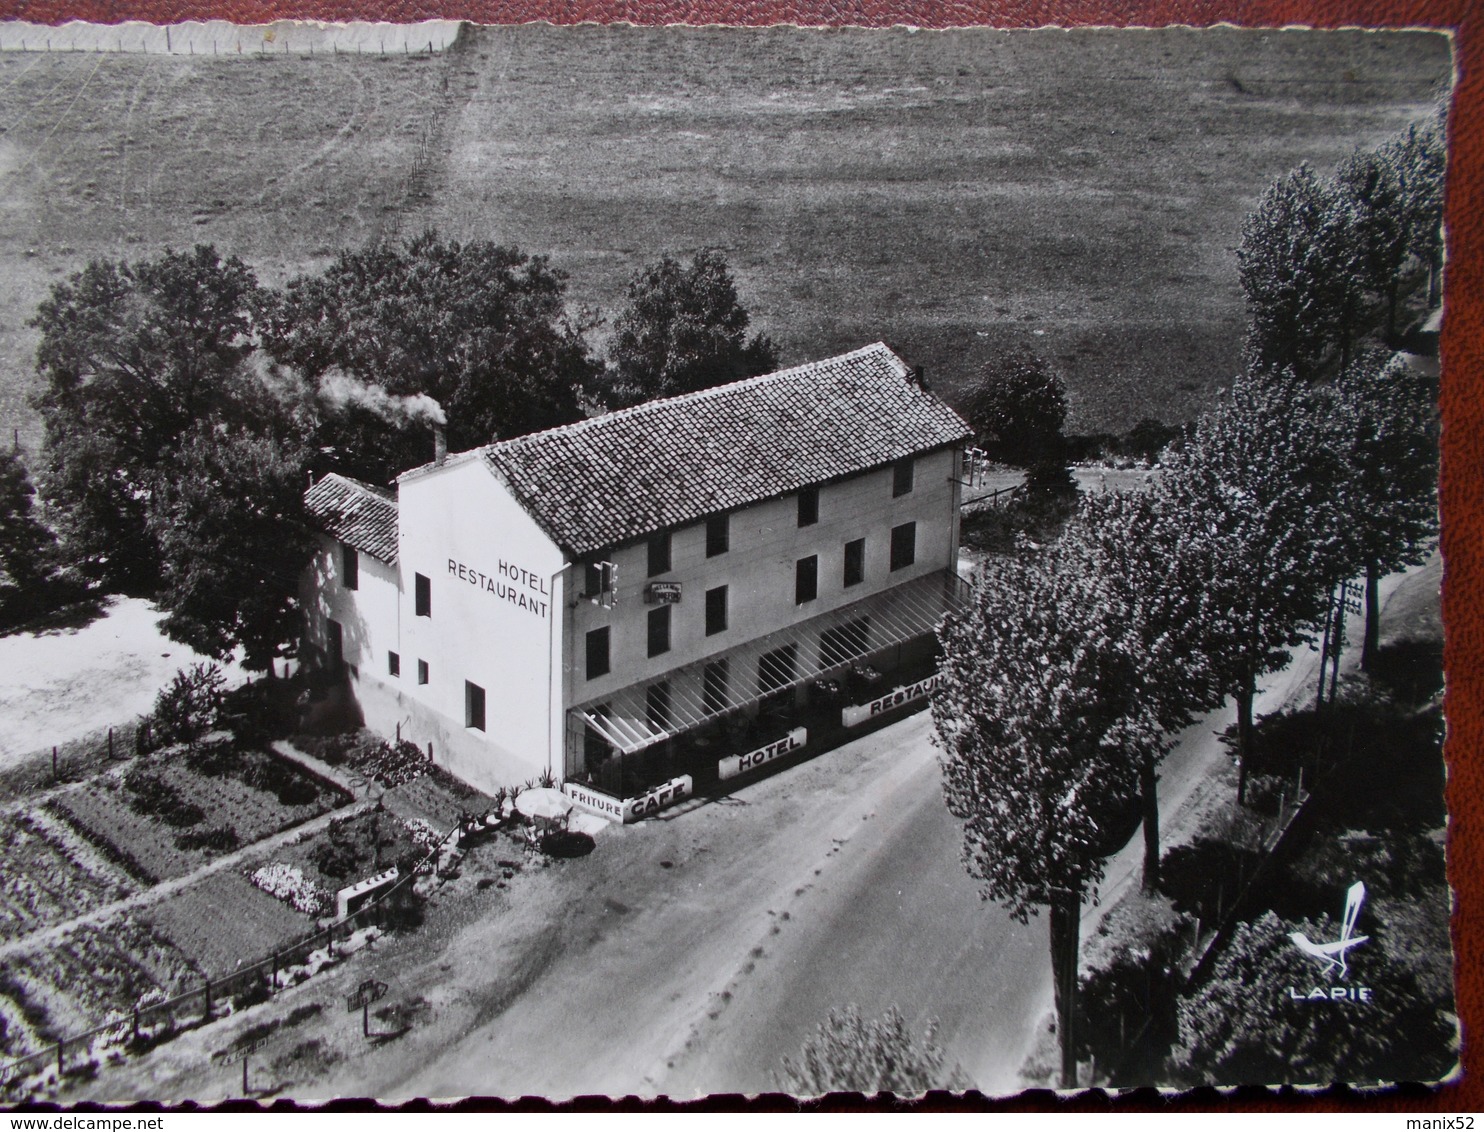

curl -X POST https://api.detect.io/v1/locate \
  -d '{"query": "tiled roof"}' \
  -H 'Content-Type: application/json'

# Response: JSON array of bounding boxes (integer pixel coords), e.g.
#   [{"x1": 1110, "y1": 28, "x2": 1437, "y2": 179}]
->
[
  {"x1": 304, "y1": 474, "x2": 398, "y2": 565},
  {"x1": 482, "y1": 342, "x2": 972, "y2": 558}
]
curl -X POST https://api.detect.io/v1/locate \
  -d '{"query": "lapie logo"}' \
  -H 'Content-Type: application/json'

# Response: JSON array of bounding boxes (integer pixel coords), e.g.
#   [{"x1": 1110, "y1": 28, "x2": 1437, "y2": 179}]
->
[{"x1": 1286, "y1": 880, "x2": 1374, "y2": 1003}]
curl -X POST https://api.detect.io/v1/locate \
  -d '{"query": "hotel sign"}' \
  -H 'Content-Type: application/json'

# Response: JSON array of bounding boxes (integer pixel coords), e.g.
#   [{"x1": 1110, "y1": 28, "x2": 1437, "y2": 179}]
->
[
  {"x1": 842, "y1": 673, "x2": 943, "y2": 727},
  {"x1": 718, "y1": 727, "x2": 808, "y2": 781},
  {"x1": 564, "y1": 775, "x2": 694, "y2": 824},
  {"x1": 645, "y1": 582, "x2": 683, "y2": 604}
]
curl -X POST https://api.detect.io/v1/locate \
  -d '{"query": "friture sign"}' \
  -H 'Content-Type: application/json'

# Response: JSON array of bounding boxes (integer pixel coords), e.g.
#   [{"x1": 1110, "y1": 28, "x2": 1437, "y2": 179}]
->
[
  {"x1": 718, "y1": 728, "x2": 807, "y2": 781},
  {"x1": 564, "y1": 775, "x2": 694, "y2": 823},
  {"x1": 841, "y1": 673, "x2": 944, "y2": 727},
  {"x1": 645, "y1": 581, "x2": 683, "y2": 604}
]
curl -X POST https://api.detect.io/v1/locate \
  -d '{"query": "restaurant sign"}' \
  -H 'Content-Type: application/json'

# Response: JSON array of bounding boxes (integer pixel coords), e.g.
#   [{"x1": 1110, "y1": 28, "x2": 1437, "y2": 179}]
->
[
  {"x1": 842, "y1": 673, "x2": 944, "y2": 727},
  {"x1": 645, "y1": 582, "x2": 683, "y2": 604},
  {"x1": 718, "y1": 727, "x2": 808, "y2": 781},
  {"x1": 564, "y1": 775, "x2": 694, "y2": 824}
]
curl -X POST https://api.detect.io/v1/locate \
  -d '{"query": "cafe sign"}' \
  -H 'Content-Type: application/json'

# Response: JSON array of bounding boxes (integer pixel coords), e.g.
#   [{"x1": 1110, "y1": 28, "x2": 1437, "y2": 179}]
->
[
  {"x1": 842, "y1": 673, "x2": 943, "y2": 727},
  {"x1": 718, "y1": 727, "x2": 807, "y2": 781},
  {"x1": 564, "y1": 775, "x2": 694, "y2": 824}
]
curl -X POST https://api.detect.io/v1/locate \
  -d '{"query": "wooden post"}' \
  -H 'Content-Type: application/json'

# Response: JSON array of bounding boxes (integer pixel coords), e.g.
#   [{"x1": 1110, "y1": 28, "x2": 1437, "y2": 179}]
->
[
  {"x1": 132, "y1": 1008, "x2": 139, "y2": 1044},
  {"x1": 52, "y1": 746, "x2": 58, "y2": 781},
  {"x1": 56, "y1": 1039, "x2": 64, "y2": 1074},
  {"x1": 427, "y1": 741, "x2": 433, "y2": 762},
  {"x1": 363, "y1": 1000, "x2": 370, "y2": 1037},
  {"x1": 242, "y1": 1053, "x2": 249, "y2": 1095},
  {"x1": 108, "y1": 727, "x2": 114, "y2": 760},
  {"x1": 203, "y1": 978, "x2": 212, "y2": 1021},
  {"x1": 165, "y1": 26, "x2": 171, "y2": 52}
]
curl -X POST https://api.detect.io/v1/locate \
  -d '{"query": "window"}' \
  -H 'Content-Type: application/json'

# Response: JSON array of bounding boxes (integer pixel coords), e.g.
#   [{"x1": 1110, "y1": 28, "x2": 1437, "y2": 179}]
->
[
  {"x1": 415, "y1": 573, "x2": 431, "y2": 617},
  {"x1": 586, "y1": 627, "x2": 611, "y2": 680},
  {"x1": 466, "y1": 681, "x2": 486, "y2": 731},
  {"x1": 341, "y1": 543, "x2": 359, "y2": 591},
  {"x1": 843, "y1": 538, "x2": 866, "y2": 588},
  {"x1": 820, "y1": 618, "x2": 872, "y2": 668},
  {"x1": 797, "y1": 485, "x2": 819, "y2": 527},
  {"x1": 388, "y1": 651, "x2": 400, "y2": 677},
  {"x1": 648, "y1": 531, "x2": 672, "y2": 577},
  {"x1": 648, "y1": 605, "x2": 671, "y2": 658},
  {"x1": 417, "y1": 659, "x2": 429, "y2": 685},
  {"x1": 758, "y1": 644, "x2": 798, "y2": 695},
  {"x1": 703, "y1": 660, "x2": 730, "y2": 714},
  {"x1": 705, "y1": 585, "x2": 729, "y2": 636},
  {"x1": 795, "y1": 555, "x2": 818, "y2": 604},
  {"x1": 890, "y1": 521, "x2": 917, "y2": 571},
  {"x1": 892, "y1": 457, "x2": 915, "y2": 497},
  {"x1": 327, "y1": 619, "x2": 343, "y2": 669},
  {"x1": 706, "y1": 513, "x2": 730, "y2": 557},
  {"x1": 646, "y1": 682, "x2": 672, "y2": 732}
]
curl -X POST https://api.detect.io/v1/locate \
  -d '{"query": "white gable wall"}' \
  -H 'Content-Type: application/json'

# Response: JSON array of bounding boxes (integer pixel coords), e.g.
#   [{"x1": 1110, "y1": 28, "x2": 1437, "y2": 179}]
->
[{"x1": 393, "y1": 458, "x2": 567, "y2": 792}]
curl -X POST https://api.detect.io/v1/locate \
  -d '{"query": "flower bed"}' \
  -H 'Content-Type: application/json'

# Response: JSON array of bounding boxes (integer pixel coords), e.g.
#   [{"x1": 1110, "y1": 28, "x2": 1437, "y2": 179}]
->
[
  {"x1": 384, "y1": 765, "x2": 492, "y2": 827},
  {"x1": 255, "y1": 811, "x2": 423, "y2": 920},
  {"x1": 248, "y1": 864, "x2": 328, "y2": 917},
  {"x1": 0, "y1": 810, "x2": 137, "y2": 944}
]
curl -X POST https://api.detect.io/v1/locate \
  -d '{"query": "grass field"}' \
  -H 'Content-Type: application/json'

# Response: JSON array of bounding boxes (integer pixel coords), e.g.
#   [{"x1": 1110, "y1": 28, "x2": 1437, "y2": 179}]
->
[{"x1": 0, "y1": 25, "x2": 1448, "y2": 446}]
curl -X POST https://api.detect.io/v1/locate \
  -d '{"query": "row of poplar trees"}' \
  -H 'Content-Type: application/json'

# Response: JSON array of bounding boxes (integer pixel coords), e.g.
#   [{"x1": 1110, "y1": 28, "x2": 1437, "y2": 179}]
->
[{"x1": 931, "y1": 108, "x2": 1444, "y2": 1090}]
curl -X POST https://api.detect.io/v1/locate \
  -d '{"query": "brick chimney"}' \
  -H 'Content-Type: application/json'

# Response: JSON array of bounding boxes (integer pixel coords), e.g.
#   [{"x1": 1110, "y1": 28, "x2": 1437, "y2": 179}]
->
[{"x1": 434, "y1": 423, "x2": 447, "y2": 466}]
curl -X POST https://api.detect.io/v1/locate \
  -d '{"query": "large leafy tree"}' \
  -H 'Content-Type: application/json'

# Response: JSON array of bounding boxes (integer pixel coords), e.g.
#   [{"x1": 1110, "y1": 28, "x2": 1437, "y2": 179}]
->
[
  {"x1": 1069, "y1": 491, "x2": 1220, "y2": 890},
  {"x1": 779, "y1": 1006, "x2": 965, "y2": 1095},
  {"x1": 1238, "y1": 164, "x2": 1367, "y2": 381},
  {"x1": 146, "y1": 423, "x2": 315, "y2": 671},
  {"x1": 1381, "y1": 114, "x2": 1446, "y2": 307},
  {"x1": 1334, "y1": 351, "x2": 1439, "y2": 671},
  {"x1": 934, "y1": 542, "x2": 1142, "y2": 1087},
  {"x1": 32, "y1": 246, "x2": 263, "y2": 589},
  {"x1": 261, "y1": 232, "x2": 597, "y2": 483},
  {"x1": 1334, "y1": 148, "x2": 1410, "y2": 341},
  {"x1": 1156, "y1": 369, "x2": 1349, "y2": 803},
  {"x1": 0, "y1": 450, "x2": 62, "y2": 629},
  {"x1": 958, "y1": 350, "x2": 1070, "y2": 488},
  {"x1": 603, "y1": 249, "x2": 779, "y2": 409}
]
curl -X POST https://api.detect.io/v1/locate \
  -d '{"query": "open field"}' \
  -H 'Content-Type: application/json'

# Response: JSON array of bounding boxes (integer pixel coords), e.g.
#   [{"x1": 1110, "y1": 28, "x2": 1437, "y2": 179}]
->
[{"x1": 0, "y1": 25, "x2": 1447, "y2": 448}]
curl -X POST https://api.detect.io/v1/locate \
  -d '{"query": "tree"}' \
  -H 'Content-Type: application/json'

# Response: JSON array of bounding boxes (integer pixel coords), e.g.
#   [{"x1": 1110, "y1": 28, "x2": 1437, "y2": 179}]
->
[
  {"x1": 934, "y1": 542, "x2": 1143, "y2": 1087},
  {"x1": 603, "y1": 249, "x2": 779, "y2": 408},
  {"x1": 778, "y1": 1005, "x2": 965, "y2": 1095},
  {"x1": 261, "y1": 232, "x2": 597, "y2": 482},
  {"x1": 1238, "y1": 165, "x2": 1367, "y2": 381},
  {"x1": 32, "y1": 246, "x2": 264, "y2": 590},
  {"x1": 1069, "y1": 491, "x2": 1220, "y2": 890},
  {"x1": 1156, "y1": 369, "x2": 1349, "y2": 804},
  {"x1": 958, "y1": 350, "x2": 1070, "y2": 486},
  {"x1": 145, "y1": 424, "x2": 315, "y2": 671},
  {"x1": 0, "y1": 450, "x2": 62, "y2": 628},
  {"x1": 1171, "y1": 910, "x2": 1453, "y2": 1086},
  {"x1": 1334, "y1": 351, "x2": 1439, "y2": 671},
  {"x1": 1381, "y1": 114, "x2": 1446, "y2": 308},
  {"x1": 1335, "y1": 148, "x2": 1410, "y2": 342}
]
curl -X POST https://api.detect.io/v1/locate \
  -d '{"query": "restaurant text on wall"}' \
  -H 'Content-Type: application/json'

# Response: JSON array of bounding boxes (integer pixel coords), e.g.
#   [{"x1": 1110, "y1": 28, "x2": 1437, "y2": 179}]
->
[{"x1": 448, "y1": 558, "x2": 550, "y2": 619}]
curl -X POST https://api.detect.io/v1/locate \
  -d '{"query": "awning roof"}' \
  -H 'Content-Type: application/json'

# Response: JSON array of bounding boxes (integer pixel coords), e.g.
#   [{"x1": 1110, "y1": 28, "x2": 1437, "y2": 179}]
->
[{"x1": 574, "y1": 569, "x2": 970, "y2": 755}]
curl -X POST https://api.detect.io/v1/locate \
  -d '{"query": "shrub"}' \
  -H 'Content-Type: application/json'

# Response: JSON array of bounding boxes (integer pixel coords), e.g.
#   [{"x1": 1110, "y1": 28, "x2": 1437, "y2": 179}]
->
[
  {"x1": 175, "y1": 824, "x2": 240, "y2": 853},
  {"x1": 778, "y1": 1005, "x2": 966, "y2": 1095},
  {"x1": 150, "y1": 663, "x2": 226, "y2": 747},
  {"x1": 124, "y1": 769, "x2": 204, "y2": 828}
]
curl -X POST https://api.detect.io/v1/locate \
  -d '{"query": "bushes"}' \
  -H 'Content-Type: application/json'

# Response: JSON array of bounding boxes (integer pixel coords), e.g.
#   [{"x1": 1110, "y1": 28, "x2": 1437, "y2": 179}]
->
[
  {"x1": 174, "y1": 825, "x2": 240, "y2": 853},
  {"x1": 149, "y1": 663, "x2": 226, "y2": 748},
  {"x1": 123, "y1": 770, "x2": 205, "y2": 829}
]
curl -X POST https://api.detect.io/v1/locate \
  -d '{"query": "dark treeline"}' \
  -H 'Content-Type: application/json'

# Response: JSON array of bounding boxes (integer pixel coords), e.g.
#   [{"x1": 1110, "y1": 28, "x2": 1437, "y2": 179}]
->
[{"x1": 3, "y1": 237, "x2": 777, "y2": 662}]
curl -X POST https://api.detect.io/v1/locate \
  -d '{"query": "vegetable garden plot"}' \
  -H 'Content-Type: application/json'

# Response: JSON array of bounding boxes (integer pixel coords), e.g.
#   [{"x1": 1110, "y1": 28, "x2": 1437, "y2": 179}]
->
[
  {"x1": 384, "y1": 767, "x2": 492, "y2": 828},
  {"x1": 139, "y1": 871, "x2": 313, "y2": 974},
  {"x1": 2, "y1": 916, "x2": 203, "y2": 1047},
  {"x1": 269, "y1": 810, "x2": 422, "y2": 901},
  {"x1": 0, "y1": 809, "x2": 137, "y2": 943},
  {"x1": 45, "y1": 749, "x2": 348, "y2": 884}
]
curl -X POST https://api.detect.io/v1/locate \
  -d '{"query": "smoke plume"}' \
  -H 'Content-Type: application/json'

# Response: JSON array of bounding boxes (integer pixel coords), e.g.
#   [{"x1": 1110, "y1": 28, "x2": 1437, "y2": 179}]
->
[{"x1": 318, "y1": 368, "x2": 447, "y2": 427}]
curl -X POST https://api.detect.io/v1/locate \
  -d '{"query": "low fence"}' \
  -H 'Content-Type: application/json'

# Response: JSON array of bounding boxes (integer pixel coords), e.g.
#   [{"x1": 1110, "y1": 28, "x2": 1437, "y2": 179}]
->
[
  {"x1": 0, "y1": 810, "x2": 473, "y2": 1092},
  {"x1": 0, "y1": 719, "x2": 151, "y2": 805}
]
